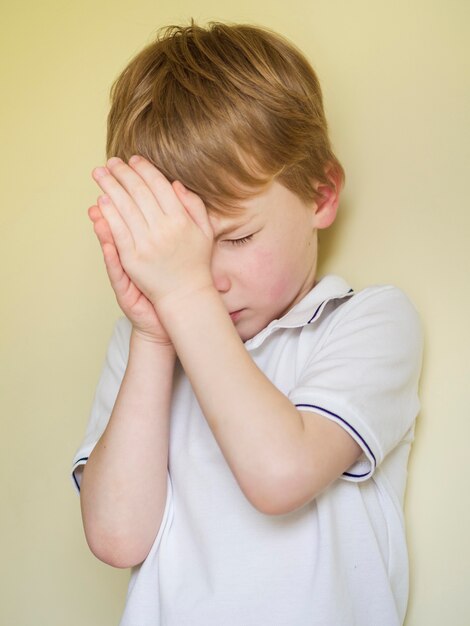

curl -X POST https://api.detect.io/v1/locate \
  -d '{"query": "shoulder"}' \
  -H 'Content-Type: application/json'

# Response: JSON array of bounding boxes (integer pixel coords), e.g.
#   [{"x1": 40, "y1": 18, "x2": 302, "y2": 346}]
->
[
  {"x1": 328, "y1": 284, "x2": 422, "y2": 342},
  {"x1": 341, "y1": 284, "x2": 419, "y2": 316},
  {"x1": 323, "y1": 286, "x2": 423, "y2": 390},
  {"x1": 291, "y1": 284, "x2": 423, "y2": 475},
  {"x1": 298, "y1": 283, "x2": 423, "y2": 376}
]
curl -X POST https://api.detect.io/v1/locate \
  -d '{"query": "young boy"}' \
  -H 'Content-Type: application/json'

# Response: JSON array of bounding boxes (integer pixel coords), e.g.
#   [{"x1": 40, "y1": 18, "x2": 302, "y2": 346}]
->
[{"x1": 71, "y1": 22, "x2": 422, "y2": 626}]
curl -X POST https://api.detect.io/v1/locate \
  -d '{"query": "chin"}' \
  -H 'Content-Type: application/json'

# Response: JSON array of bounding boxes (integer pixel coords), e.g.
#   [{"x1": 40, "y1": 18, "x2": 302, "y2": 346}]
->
[{"x1": 236, "y1": 317, "x2": 268, "y2": 343}]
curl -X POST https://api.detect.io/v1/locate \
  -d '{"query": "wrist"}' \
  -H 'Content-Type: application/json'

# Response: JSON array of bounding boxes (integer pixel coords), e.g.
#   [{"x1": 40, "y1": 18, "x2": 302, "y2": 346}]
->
[
  {"x1": 155, "y1": 284, "x2": 241, "y2": 351},
  {"x1": 131, "y1": 326, "x2": 176, "y2": 354},
  {"x1": 153, "y1": 280, "x2": 218, "y2": 323},
  {"x1": 157, "y1": 282, "x2": 219, "y2": 315}
]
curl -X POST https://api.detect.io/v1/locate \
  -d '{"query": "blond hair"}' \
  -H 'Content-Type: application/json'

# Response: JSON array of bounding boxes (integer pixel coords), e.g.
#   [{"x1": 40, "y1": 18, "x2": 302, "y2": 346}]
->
[{"x1": 107, "y1": 22, "x2": 344, "y2": 212}]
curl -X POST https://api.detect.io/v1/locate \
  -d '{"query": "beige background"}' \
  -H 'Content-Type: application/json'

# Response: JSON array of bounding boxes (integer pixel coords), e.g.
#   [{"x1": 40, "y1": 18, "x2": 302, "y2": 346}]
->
[{"x1": 1, "y1": 1, "x2": 468, "y2": 624}]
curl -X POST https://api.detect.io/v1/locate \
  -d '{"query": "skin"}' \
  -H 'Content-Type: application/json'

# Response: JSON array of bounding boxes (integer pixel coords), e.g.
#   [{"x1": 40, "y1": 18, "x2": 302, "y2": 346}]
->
[
  {"x1": 207, "y1": 181, "x2": 319, "y2": 342},
  {"x1": 80, "y1": 155, "x2": 361, "y2": 568}
]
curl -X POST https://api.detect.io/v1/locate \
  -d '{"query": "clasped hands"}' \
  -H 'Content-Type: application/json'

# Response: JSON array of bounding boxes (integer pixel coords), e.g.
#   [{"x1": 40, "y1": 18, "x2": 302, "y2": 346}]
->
[{"x1": 89, "y1": 156, "x2": 215, "y2": 342}]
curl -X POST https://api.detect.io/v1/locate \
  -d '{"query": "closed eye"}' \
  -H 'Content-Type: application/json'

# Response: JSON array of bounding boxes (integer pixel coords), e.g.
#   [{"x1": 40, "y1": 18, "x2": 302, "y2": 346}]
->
[{"x1": 227, "y1": 234, "x2": 254, "y2": 246}]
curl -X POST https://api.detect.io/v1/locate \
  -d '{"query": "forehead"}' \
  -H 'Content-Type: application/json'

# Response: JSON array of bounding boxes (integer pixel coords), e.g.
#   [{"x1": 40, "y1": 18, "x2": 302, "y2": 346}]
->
[
  {"x1": 208, "y1": 188, "x2": 267, "y2": 235},
  {"x1": 209, "y1": 207, "x2": 258, "y2": 236},
  {"x1": 208, "y1": 180, "x2": 308, "y2": 236}
]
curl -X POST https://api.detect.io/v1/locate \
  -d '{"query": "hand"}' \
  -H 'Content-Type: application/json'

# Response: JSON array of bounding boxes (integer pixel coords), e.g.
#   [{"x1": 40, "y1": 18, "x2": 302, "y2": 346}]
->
[
  {"x1": 92, "y1": 156, "x2": 214, "y2": 311},
  {"x1": 88, "y1": 200, "x2": 171, "y2": 345}
]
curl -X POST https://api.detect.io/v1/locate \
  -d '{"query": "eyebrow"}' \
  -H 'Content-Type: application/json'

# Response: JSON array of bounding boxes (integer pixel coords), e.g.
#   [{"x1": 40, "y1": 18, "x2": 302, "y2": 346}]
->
[{"x1": 214, "y1": 216, "x2": 255, "y2": 239}]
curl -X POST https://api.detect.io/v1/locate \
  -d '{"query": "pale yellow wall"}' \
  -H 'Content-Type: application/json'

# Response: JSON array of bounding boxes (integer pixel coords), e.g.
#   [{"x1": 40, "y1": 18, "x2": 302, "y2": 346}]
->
[{"x1": 1, "y1": 1, "x2": 468, "y2": 624}]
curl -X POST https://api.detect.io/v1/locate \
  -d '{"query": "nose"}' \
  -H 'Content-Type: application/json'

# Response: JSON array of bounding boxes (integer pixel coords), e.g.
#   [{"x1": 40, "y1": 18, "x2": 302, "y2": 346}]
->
[{"x1": 211, "y1": 251, "x2": 231, "y2": 294}]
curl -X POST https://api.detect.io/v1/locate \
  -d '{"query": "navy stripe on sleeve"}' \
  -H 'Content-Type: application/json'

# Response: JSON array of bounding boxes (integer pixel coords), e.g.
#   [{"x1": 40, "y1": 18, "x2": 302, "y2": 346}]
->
[
  {"x1": 72, "y1": 457, "x2": 89, "y2": 492},
  {"x1": 295, "y1": 403, "x2": 376, "y2": 478}
]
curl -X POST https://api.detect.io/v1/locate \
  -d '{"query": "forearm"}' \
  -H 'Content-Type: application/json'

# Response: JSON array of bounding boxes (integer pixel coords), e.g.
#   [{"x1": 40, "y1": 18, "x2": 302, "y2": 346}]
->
[
  {"x1": 88, "y1": 157, "x2": 359, "y2": 517},
  {"x1": 158, "y1": 288, "x2": 309, "y2": 511},
  {"x1": 80, "y1": 330, "x2": 175, "y2": 567}
]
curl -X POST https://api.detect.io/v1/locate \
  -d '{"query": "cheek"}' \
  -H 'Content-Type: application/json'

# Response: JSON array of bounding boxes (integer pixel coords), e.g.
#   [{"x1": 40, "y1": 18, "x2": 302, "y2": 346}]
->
[
  {"x1": 247, "y1": 247, "x2": 293, "y2": 301},
  {"x1": 267, "y1": 270, "x2": 293, "y2": 302}
]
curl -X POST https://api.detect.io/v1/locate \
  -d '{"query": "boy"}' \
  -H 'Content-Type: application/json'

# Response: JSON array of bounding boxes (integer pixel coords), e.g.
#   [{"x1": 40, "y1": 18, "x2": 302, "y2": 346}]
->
[{"x1": 71, "y1": 22, "x2": 422, "y2": 626}]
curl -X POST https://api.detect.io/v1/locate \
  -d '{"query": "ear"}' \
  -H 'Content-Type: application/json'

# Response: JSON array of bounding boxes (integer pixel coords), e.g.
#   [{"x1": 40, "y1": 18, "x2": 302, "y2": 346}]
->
[{"x1": 311, "y1": 166, "x2": 342, "y2": 230}]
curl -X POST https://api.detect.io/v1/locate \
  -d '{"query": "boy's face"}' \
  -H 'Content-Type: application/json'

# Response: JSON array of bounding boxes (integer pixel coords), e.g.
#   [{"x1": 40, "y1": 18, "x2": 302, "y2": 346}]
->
[{"x1": 209, "y1": 181, "x2": 320, "y2": 342}]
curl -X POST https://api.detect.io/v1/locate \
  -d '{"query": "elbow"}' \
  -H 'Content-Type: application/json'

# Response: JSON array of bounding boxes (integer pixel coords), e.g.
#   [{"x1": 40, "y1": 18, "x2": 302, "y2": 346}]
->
[
  {"x1": 241, "y1": 462, "x2": 320, "y2": 516},
  {"x1": 249, "y1": 490, "x2": 315, "y2": 517},
  {"x1": 249, "y1": 497, "x2": 296, "y2": 517},
  {"x1": 84, "y1": 527, "x2": 150, "y2": 569}
]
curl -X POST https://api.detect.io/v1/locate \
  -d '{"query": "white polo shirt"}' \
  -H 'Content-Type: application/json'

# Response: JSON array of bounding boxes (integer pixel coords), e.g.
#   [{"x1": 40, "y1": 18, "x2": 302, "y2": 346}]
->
[{"x1": 71, "y1": 275, "x2": 422, "y2": 626}]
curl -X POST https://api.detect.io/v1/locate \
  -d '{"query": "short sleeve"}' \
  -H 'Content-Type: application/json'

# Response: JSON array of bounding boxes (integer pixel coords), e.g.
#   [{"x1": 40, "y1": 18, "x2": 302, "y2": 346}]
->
[
  {"x1": 70, "y1": 317, "x2": 132, "y2": 492},
  {"x1": 288, "y1": 286, "x2": 423, "y2": 481}
]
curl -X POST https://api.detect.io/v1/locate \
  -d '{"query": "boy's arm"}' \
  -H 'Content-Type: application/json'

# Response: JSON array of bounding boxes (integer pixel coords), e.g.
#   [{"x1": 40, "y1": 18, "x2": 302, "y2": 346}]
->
[
  {"x1": 157, "y1": 287, "x2": 361, "y2": 515},
  {"x1": 80, "y1": 199, "x2": 175, "y2": 568},
  {"x1": 92, "y1": 157, "x2": 361, "y2": 517},
  {"x1": 80, "y1": 331, "x2": 175, "y2": 568}
]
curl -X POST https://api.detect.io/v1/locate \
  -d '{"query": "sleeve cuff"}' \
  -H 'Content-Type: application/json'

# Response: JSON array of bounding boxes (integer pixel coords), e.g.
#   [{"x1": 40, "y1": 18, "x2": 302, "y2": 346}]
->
[
  {"x1": 70, "y1": 455, "x2": 90, "y2": 494},
  {"x1": 293, "y1": 399, "x2": 380, "y2": 482}
]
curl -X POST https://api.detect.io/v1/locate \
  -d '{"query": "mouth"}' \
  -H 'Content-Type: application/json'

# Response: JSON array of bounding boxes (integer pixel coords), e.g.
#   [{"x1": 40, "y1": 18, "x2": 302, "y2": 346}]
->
[{"x1": 229, "y1": 309, "x2": 244, "y2": 322}]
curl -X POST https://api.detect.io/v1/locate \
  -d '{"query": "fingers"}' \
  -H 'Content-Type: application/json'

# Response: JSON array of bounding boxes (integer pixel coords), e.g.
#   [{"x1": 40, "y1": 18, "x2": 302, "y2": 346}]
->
[
  {"x1": 90, "y1": 157, "x2": 213, "y2": 303},
  {"x1": 127, "y1": 156, "x2": 186, "y2": 219},
  {"x1": 91, "y1": 161, "x2": 212, "y2": 247},
  {"x1": 92, "y1": 156, "x2": 189, "y2": 238},
  {"x1": 88, "y1": 204, "x2": 101, "y2": 223},
  {"x1": 89, "y1": 205, "x2": 114, "y2": 247},
  {"x1": 92, "y1": 163, "x2": 151, "y2": 238},
  {"x1": 89, "y1": 204, "x2": 131, "y2": 299},
  {"x1": 88, "y1": 203, "x2": 122, "y2": 275},
  {"x1": 172, "y1": 181, "x2": 213, "y2": 240},
  {"x1": 93, "y1": 155, "x2": 212, "y2": 241},
  {"x1": 96, "y1": 194, "x2": 135, "y2": 257},
  {"x1": 101, "y1": 241, "x2": 129, "y2": 294}
]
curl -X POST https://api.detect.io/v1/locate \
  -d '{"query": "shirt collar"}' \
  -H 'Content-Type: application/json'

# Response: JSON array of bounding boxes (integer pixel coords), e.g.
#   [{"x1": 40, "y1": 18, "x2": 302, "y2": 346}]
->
[{"x1": 244, "y1": 274, "x2": 354, "y2": 351}]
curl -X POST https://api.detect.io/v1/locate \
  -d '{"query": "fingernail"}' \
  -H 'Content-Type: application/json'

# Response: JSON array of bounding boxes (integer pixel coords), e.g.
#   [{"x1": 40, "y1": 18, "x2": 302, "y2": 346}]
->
[
  {"x1": 107, "y1": 157, "x2": 122, "y2": 167},
  {"x1": 129, "y1": 155, "x2": 141, "y2": 165},
  {"x1": 93, "y1": 167, "x2": 108, "y2": 179}
]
